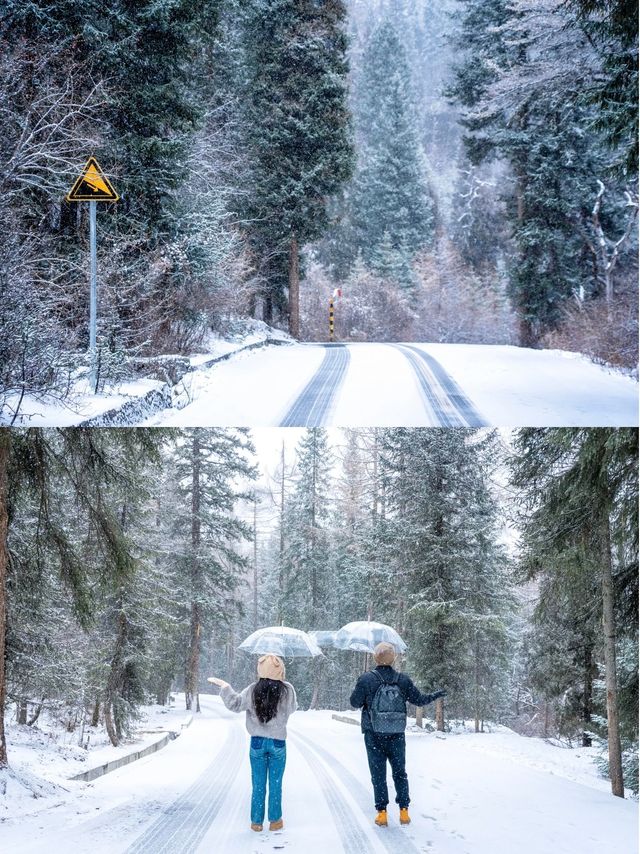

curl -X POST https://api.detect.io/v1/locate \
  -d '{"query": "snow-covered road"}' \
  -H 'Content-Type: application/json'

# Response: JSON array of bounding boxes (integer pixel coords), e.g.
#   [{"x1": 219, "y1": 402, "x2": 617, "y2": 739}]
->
[
  {"x1": 146, "y1": 342, "x2": 638, "y2": 427},
  {"x1": 6, "y1": 695, "x2": 637, "y2": 854}
]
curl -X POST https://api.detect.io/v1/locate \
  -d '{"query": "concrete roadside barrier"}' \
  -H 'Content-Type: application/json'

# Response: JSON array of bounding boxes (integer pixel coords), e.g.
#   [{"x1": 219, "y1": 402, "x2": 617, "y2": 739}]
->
[
  {"x1": 70, "y1": 714, "x2": 193, "y2": 782},
  {"x1": 331, "y1": 713, "x2": 360, "y2": 726}
]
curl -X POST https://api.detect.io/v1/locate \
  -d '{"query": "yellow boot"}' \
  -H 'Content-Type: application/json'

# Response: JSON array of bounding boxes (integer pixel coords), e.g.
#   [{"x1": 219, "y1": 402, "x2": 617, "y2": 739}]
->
[
  {"x1": 399, "y1": 807, "x2": 411, "y2": 825},
  {"x1": 250, "y1": 823, "x2": 263, "y2": 832},
  {"x1": 375, "y1": 809, "x2": 388, "y2": 827},
  {"x1": 269, "y1": 819, "x2": 284, "y2": 831}
]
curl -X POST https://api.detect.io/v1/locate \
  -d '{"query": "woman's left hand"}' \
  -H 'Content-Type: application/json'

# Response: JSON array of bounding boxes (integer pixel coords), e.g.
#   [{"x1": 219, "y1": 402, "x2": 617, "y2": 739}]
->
[{"x1": 207, "y1": 677, "x2": 230, "y2": 688}]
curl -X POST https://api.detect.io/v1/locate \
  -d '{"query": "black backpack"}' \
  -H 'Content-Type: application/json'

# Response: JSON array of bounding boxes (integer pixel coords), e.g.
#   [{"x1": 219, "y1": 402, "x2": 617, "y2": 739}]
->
[{"x1": 369, "y1": 671, "x2": 406, "y2": 734}]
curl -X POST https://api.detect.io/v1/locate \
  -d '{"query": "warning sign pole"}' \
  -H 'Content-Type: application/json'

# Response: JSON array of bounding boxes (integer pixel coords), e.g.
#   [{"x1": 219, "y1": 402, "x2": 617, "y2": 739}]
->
[
  {"x1": 329, "y1": 297, "x2": 335, "y2": 342},
  {"x1": 65, "y1": 157, "x2": 119, "y2": 393},
  {"x1": 89, "y1": 201, "x2": 97, "y2": 389}
]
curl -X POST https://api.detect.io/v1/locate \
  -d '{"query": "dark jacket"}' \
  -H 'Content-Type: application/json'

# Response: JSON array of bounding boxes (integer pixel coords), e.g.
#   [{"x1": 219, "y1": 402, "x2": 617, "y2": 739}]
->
[{"x1": 350, "y1": 665, "x2": 439, "y2": 733}]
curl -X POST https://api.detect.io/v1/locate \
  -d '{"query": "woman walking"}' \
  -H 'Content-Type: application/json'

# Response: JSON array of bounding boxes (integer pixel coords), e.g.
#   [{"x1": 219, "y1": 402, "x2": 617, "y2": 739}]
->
[{"x1": 208, "y1": 654, "x2": 297, "y2": 832}]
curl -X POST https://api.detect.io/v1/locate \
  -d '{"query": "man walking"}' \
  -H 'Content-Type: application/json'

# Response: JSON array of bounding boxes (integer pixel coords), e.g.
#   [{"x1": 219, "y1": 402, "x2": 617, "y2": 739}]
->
[{"x1": 349, "y1": 642, "x2": 446, "y2": 828}]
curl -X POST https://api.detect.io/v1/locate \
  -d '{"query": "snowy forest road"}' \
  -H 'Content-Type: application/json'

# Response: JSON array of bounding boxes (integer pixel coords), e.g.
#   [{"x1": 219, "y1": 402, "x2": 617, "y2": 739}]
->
[
  {"x1": 7, "y1": 696, "x2": 637, "y2": 854},
  {"x1": 146, "y1": 341, "x2": 638, "y2": 428}
]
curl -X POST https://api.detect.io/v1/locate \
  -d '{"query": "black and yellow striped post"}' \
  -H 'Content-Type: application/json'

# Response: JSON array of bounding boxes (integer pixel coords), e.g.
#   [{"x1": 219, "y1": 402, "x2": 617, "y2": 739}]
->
[{"x1": 329, "y1": 297, "x2": 335, "y2": 342}]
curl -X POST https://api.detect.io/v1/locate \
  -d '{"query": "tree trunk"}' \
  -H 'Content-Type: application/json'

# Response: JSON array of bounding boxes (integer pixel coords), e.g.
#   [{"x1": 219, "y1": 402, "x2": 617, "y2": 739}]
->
[
  {"x1": 17, "y1": 700, "x2": 27, "y2": 725},
  {"x1": 104, "y1": 611, "x2": 127, "y2": 747},
  {"x1": 253, "y1": 498, "x2": 258, "y2": 631},
  {"x1": 91, "y1": 696, "x2": 100, "y2": 727},
  {"x1": 264, "y1": 294, "x2": 273, "y2": 325},
  {"x1": 186, "y1": 431, "x2": 202, "y2": 713},
  {"x1": 0, "y1": 429, "x2": 10, "y2": 767},
  {"x1": 601, "y1": 513, "x2": 624, "y2": 797},
  {"x1": 278, "y1": 442, "x2": 285, "y2": 624},
  {"x1": 186, "y1": 603, "x2": 201, "y2": 713},
  {"x1": 543, "y1": 700, "x2": 550, "y2": 739},
  {"x1": 28, "y1": 698, "x2": 45, "y2": 727},
  {"x1": 309, "y1": 657, "x2": 325, "y2": 710},
  {"x1": 415, "y1": 706, "x2": 423, "y2": 729},
  {"x1": 288, "y1": 236, "x2": 300, "y2": 339},
  {"x1": 582, "y1": 642, "x2": 594, "y2": 747},
  {"x1": 435, "y1": 697, "x2": 445, "y2": 732},
  {"x1": 474, "y1": 631, "x2": 480, "y2": 733}
]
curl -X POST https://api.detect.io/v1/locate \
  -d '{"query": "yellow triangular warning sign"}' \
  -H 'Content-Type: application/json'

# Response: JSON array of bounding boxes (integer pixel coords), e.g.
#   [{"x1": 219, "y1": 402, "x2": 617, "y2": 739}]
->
[{"x1": 66, "y1": 157, "x2": 119, "y2": 202}]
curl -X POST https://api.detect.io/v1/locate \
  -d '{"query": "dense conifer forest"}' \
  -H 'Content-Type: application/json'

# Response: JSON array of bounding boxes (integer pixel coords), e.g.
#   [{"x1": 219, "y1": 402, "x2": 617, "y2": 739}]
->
[
  {"x1": 1, "y1": 1, "x2": 637, "y2": 411},
  {"x1": 0, "y1": 427, "x2": 637, "y2": 796}
]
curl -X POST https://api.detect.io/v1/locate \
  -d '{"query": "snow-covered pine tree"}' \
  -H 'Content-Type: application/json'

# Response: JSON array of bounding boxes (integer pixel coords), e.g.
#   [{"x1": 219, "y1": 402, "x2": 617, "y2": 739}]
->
[
  {"x1": 165, "y1": 429, "x2": 256, "y2": 713},
  {"x1": 0, "y1": 428, "x2": 164, "y2": 765},
  {"x1": 238, "y1": 0, "x2": 354, "y2": 333},
  {"x1": 379, "y1": 428, "x2": 513, "y2": 729},
  {"x1": 349, "y1": 19, "x2": 435, "y2": 282},
  {"x1": 448, "y1": 0, "x2": 636, "y2": 346},
  {"x1": 511, "y1": 428, "x2": 638, "y2": 797}
]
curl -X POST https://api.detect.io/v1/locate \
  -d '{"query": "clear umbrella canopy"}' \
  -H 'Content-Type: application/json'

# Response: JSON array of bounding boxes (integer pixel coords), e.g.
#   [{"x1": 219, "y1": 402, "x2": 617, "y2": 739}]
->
[
  {"x1": 238, "y1": 625, "x2": 323, "y2": 658},
  {"x1": 333, "y1": 621, "x2": 407, "y2": 654},
  {"x1": 309, "y1": 630, "x2": 338, "y2": 648}
]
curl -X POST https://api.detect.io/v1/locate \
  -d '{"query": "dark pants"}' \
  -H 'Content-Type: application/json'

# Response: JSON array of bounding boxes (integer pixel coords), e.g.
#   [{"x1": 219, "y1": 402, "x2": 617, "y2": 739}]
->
[{"x1": 363, "y1": 730, "x2": 409, "y2": 811}]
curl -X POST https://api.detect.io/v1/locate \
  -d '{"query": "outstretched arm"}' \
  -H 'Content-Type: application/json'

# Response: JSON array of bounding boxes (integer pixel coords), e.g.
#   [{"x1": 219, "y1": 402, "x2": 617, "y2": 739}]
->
[
  {"x1": 208, "y1": 677, "x2": 252, "y2": 713},
  {"x1": 405, "y1": 678, "x2": 446, "y2": 708}
]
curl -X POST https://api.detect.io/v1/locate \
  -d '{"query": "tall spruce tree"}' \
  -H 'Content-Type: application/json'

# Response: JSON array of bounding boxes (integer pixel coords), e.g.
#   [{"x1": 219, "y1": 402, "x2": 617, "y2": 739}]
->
[
  {"x1": 166, "y1": 428, "x2": 255, "y2": 712},
  {"x1": 379, "y1": 428, "x2": 513, "y2": 728},
  {"x1": 511, "y1": 428, "x2": 638, "y2": 797},
  {"x1": 448, "y1": 0, "x2": 636, "y2": 345},
  {"x1": 239, "y1": 0, "x2": 354, "y2": 334},
  {"x1": 0, "y1": 427, "x2": 164, "y2": 766},
  {"x1": 349, "y1": 19, "x2": 435, "y2": 285}
]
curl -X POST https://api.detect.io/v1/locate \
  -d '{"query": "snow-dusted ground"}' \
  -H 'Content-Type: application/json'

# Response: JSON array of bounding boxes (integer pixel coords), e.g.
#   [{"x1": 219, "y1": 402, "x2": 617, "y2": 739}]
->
[
  {"x1": 1, "y1": 321, "x2": 290, "y2": 427},
  {"x1": 3, "y1": 694, "x2": 636, "y2": 854},
  {"x1": 0, "y1": 703, "x2": 191, "y2": 821},
  {"x1": 418, "y1": 343, "x2": 638, "y2": 427},
  {"x1": 148, "y1": 342, "x2": 638, "y2": 427}
]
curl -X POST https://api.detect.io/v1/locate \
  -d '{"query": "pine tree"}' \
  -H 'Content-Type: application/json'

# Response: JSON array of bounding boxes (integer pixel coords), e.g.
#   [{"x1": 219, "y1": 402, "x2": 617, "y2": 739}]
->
[
  {"x1": 380, "y1": 428, "x2": 513, "y2": 729},
  {"x1": 239, "y1": 0, "x2": 354, "y2": 333},
  {"x1": 166, "y1": 428, "x2": 256, "y2": 712},
  {"x1": 448, "y1": 0, "x2": 636, "y2": 345},
  {"x1": 511, "y1": 428, "x2": 638, "y2": 796},
  {"x1": 349, "y1": 19, "x2": 435, "y2": 277},
  {"x1": 0, "y1": 427, "x2": 164, "y2": 765}
]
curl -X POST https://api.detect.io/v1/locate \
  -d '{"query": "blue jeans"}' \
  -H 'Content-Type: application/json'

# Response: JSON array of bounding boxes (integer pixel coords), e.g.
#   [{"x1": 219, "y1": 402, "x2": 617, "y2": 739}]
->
[{"x1": 249, "y1": 736, "x2": 287, "y2": 824}]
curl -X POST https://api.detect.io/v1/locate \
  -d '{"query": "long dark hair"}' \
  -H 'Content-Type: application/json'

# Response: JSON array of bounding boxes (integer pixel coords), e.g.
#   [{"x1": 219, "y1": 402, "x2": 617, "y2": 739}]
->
[{"x1": 253, "y1": 678, "x2": 288, "y2": 724}]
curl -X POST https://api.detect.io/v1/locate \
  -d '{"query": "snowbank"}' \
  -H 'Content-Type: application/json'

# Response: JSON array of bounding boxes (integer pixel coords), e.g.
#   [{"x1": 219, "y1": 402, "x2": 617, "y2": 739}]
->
[{"x1": 1, "y1": 320, "x2": 292, "y2": 427}]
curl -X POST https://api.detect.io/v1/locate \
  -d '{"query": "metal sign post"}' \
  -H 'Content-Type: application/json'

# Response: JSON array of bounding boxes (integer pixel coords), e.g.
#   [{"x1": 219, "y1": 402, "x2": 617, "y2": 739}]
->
[
  {"x1": 65, "y1": 157, "x2": 119, "y2": 393},
  {"x1": 89, "y1": 201, "x2": 97, "y2": 388}
]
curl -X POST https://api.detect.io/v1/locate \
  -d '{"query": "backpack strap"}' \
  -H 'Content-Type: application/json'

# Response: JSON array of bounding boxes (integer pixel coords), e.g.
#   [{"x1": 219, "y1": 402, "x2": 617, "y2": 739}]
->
[{"x1": 372, "y1": 668, "x2": 400, "y2": 686}]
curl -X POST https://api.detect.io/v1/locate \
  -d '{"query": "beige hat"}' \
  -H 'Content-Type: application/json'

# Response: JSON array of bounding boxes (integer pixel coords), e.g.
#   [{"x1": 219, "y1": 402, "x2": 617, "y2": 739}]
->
[
  {"x1": 373, "y1": 642, "x2": 397, "y2": 666},
  {"x1": 257, "y1": 654, "x2": 285, "y2": 681}
]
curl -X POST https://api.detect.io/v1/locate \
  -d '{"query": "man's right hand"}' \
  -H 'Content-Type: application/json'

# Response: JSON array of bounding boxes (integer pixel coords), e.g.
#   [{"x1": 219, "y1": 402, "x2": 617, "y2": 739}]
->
[{"x1": 431, "y1": 689, "x2": 446, "y2": 701}]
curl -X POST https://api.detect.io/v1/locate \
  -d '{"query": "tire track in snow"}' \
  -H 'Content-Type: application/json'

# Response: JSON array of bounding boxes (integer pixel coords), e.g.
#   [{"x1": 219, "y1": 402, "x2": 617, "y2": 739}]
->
[
  {"x1": 289, "y1": 732, "x2": 378, "y2": 854},
  {"x1": 291, "y1": 731, "x2": 422, "y2": 854},
  {"x1": 280, "y1": 344, "x2": 350, "y2": 426},
  {"x1": 125, "y1": 723, "x2": 244, "y2": 854},
  {"x1": 393, "y1": 344, "x2": 487, "y2": 427}
]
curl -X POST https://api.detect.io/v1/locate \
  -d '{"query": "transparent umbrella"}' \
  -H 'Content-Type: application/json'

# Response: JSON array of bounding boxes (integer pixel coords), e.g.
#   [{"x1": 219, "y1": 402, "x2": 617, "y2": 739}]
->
[
  {"x1": 333, "y1": 620, "x2": 407, "y2": 654},
  {"x1": 238, "y1": 625, "x2": 323, "y2": 658},
  {"x1": 309, "y1": 630, "x2": 338, "y2": 648}
]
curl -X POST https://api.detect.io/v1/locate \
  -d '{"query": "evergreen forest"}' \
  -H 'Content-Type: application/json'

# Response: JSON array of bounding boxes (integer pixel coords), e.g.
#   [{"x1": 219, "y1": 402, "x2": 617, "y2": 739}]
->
[
  {"x1": 1, "y1": 0, "x2": 637, "y2": 413},
  {"x1": 0, "y1": 426, "x2": 637, "y2": 798}
]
